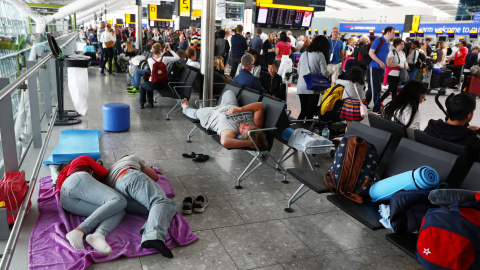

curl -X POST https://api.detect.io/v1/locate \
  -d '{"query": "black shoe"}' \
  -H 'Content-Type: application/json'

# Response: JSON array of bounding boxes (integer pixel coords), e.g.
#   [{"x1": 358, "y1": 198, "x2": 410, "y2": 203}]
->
[
  {"x1": 147, "y1": 103, "x2": 154, "y2": 108},
  {"x1": 100, "y1": 72, "x2": 106, "y2": 76},
  {"x1": 109, "y1": 72, "x2": 115, "y2": 76},
  {"x1": 140, "y1": 102, "x2": 145, "y2": 109}
]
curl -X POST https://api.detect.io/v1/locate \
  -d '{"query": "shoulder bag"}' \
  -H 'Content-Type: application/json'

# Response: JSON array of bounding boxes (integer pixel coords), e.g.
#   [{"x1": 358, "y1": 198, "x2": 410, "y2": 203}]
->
[
  {"x1": 303, "y1": 52, "x2": 330, "y2": 92},
  {"x1": 353, "y1": 83, "x2": 368, "y2": 120}
]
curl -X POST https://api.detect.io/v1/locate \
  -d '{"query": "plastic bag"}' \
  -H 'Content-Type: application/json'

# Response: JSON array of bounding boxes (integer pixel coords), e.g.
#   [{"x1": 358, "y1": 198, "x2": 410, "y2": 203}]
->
[
  {"x1": 278, "y1": 55, "x2": 293, "y2": 83},
  {"x1": 433, "y1": 63, "x2": 443, "y2": 69},
  {"x1": 68, "y1": 67, "x2": 88, "y2": 115}
]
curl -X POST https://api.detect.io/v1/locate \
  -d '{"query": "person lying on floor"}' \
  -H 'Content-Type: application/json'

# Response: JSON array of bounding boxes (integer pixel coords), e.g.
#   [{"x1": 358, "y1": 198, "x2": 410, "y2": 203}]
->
[
  {"x1": 106, "y1": 155, "x2": 177, "y2": 259},
  {"x1": 56, "y1": 155, "x2": 127, "y2": 256},
  {"x1": 181, "y1": 89, "x2": 268, "y2": 150}
]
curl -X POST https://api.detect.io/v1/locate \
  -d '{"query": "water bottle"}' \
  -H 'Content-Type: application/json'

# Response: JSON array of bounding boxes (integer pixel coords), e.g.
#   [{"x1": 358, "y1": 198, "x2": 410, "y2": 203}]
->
[{"x1": 322, "y1": 125, "x2": 330, "y2": 139}]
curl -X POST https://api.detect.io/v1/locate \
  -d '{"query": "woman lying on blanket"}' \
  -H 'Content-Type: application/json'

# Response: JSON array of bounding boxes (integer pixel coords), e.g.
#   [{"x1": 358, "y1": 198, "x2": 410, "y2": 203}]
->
[
  {"x1": 106, "y1": 155, "x2": 177, "y2": 259},
  {"x1": 181, "y1": 90, "x2": 269, "y2": 150},
  {"x1": 56, "y1": 155, "x2": 127, "y2": 256}
]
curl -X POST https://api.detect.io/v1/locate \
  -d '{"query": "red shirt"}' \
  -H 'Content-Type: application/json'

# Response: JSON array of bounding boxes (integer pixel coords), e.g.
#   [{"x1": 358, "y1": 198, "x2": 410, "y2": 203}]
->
[
  {"x1": 454, "y1": 47, "x2": 468, "y2": 66},
  {"x1": 56, "y1": 156, "x2": 107, "y2": 190},
  {"x1": 276, "y1": 41, "x2": 292, "y2": 60}
]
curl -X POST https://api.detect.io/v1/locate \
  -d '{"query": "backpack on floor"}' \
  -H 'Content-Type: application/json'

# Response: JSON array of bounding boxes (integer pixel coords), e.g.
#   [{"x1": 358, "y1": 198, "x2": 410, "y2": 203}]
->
[
  {"x1": 151, "y1": 57, "x2": 168, "y2": 84},
  {"x1": 324, "y1": 136, "x2": 378, "y2": 203},
  {"x1": 0, "y1": 171, "x2": 31, "y2": 224},
  {"x1": 416, "y1": 193, "x2": 480, "y2": 270}
]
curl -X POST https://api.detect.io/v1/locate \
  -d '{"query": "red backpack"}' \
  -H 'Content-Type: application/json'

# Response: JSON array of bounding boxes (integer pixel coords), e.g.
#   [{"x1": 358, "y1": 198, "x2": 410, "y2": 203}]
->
[
  {"x1": 151, "y1": 57, "x2": 168, "y2": 84},
  {"x1": 0, "y1": 171, "x2": 31, "y2": 224},
  {"x1": 416, "y1": 193, "x2": 480, "y2": 270}
]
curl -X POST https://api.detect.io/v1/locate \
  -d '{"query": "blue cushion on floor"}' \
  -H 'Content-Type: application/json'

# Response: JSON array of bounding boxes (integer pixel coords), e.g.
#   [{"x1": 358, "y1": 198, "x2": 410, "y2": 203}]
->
[{"x1": 102, "y1": 103, "x2": 130, "y2": 132}]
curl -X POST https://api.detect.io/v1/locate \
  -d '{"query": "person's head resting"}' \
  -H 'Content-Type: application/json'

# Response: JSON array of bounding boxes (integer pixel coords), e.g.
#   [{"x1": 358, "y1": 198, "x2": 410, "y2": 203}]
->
[
  {"x1": 268, "y1": 31, "x2": 276, "y2": 43},
  {"x1": 446, "y1": 93, "x2": 476, "y2": 125},
  {"x1": 267, "y1": 60, "x2": 279, "y2": 77},
  {"x1": 238, "y1": 124, "x2": 269, "y2": 151},
  {"x1": 147, "y1": 39, "x2": 154, "y2": 46},
  {"x1": 186, "y1": 47, "x2": 196, "y2": 60},
  {"x1": 382, "y1": 80, "x2": 427, "y2": 127},
  {"x1": 236, "y1": 24, "x2": 243, "y2": 34},
  {"x1": 214, "y1": 56, "x2": 224, "y2": 70},
  {"x1": 152, "y1": 43, "x2": 162, "y2": 55},
  {"x1": 256, "y1": 28, "x2": 262, "y2": 36},
  {"x1": 426, "y1": 37, "x2": 431, "y2": 43},
  {"x1": 189, "y1": 26, "x2": 196, "y2": 34},
  {"x1": 241, "y1": 53, "x2": 255, "y2": 71},
  {"x1": 393, "y1": 38, "x2": 404, "y2": 50},
  {"x1": 176, "y1": 50, "x2": 186, "y2": 61},
  {"x1": 279, "y1": 31, "x2": 288, "y2": 42},
  {"x1": 383, "y1": 26, "x2": 395, "y2": 40},
  {"x1": 307, "y1": 34, "x2": 330, "y2": 64},
  {"x1": 347, "y1": 37, "x2": 357, "y2": 46},
  {"x1": 287, "y1": 31, "x2": 292, "y2": 37}
]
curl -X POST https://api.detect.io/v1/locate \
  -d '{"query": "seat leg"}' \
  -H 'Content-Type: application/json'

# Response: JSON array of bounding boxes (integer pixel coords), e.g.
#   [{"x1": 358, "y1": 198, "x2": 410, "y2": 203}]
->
[
  {"x1": 304, "y1": 152, "x2": 315, "y2": 171},
  {"x1": 153, "y1": 93, "x2": 159, "y2": 103},
  {"x1": 186, "y1": 126, "x2": 200, "y2": 143},
  {"x1": 276, "y1": 147, "x2": 296, "y2": 170},
  {"x1": 235, "y1": 154, "x2": 262, "y2": 189},
  {"x1": 268, "y1": 152, "x2": 288, "y2": 183},
  {"x1": 166, "y1": 100, "x2": 182, "y2": 120},
  {"x1": 285, "y1": 184, "x2": 311, "y2": 213}
]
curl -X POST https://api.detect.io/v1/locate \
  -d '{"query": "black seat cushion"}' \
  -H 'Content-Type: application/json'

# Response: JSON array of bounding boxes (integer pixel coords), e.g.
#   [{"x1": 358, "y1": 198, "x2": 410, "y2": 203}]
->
[
  {"x1": 385, "y1": 233, "x2": 418, "y2": 259},
  {"x1": 327, "y1": 194, "x2": 383, "y2": 230},
  {"x1": 196, "y1": 123, "x2": 216, "y2": 135},
  {"x1": 287, "y1": 168, "x2": 330, "y2": 193}
]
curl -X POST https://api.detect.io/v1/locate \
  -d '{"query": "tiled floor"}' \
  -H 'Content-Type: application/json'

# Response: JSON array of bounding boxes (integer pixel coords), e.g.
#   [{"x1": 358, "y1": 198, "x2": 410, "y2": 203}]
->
[{"x1": 10, "y1": 64, "x2": 480, "y2": 270}]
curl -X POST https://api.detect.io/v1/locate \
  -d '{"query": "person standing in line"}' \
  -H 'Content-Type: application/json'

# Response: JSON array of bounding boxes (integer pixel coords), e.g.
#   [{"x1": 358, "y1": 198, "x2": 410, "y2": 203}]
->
[
  {"x1": 229, "y1": 25, "x2": 248, "y2": 78},
  {"x1": 367, "y1": 26, "x2": 395, "y2": 113},
  {"x1": 328, "y1": 27, "x2": 345, "y2": 85}
]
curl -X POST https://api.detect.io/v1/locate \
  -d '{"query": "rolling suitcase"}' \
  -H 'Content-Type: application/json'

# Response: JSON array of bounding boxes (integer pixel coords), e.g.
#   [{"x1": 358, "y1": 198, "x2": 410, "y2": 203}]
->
[
  {"x1": 442, "y1": 76, "x2": 457, "y2": 88},
  {"x1": 440, "y1": 68, "x2": 451, "y2": 79},
  {"x1": 465, "y1": 76, "x2": 480, "y2": 97},
  {"x1": 430, "y1": 72, "x2": 442, "y2": 89}
]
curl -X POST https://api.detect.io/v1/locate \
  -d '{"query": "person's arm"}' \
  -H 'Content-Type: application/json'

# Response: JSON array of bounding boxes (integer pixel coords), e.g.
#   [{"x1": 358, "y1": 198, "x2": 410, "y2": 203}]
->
[
  {"x1": 318, "y1": 53, "x2": 332, "y2": 77},
  {"x1": 369, "y1": 39, "x2": 385, "y2": 68},
  {"x1": 226, "y1": 102, "x2": 264, "y2": 128},
  {"x1": 340, "y1": 49, "x2": 345, "y2": 64},
  {"x1": 220, "y1": 129, "x2": 254, "y2": 148},
  {"x1": 141, "y1": 166, "x2": 159, "y2": 181},
  {"x1": 386, "y1": 56, "x2": 396, "y2": 67},
  {"x1": 84, "y1": 156, "x2": 108, "y2": 179}
]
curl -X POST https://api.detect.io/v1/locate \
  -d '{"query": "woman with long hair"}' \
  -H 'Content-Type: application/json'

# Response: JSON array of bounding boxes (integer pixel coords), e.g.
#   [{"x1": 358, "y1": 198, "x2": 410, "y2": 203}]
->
[
  {"x1": 275, "y1": 32, "x2": 292, "y2": 60},
  {"x1": 118, "y1": 40, "x2": 136, "y2": 70},
  {"x1": 300, "y1": 36, "x2": 311, "y2": 53},
  {"x1": 100, "y1": 24, "x2": 116, "y2": 76},
  {"x1": 296, "y1": 35, "x2": 331, "y2": 120},
  {"x1": 382, "y1": 80, "x2": 427, "y2": 138},
  {"x1": 437, "y1": 41, "x2": 447, "y2": 66}
]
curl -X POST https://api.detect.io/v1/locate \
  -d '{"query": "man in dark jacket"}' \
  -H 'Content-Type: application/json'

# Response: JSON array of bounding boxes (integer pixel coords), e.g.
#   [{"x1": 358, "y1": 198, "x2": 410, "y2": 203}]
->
[
  {"x1": 229, "y1": 24, "x2": 248, "y2": 78},
  {"x1": 260, "y1": 60, "x2": 285, "y2": 101},
  {"x1": 424, "y1": 93, "x2": 480, "y2": 163},
  {"x1": 233, "y1": 53, "x2": 266, "y2": 94}
]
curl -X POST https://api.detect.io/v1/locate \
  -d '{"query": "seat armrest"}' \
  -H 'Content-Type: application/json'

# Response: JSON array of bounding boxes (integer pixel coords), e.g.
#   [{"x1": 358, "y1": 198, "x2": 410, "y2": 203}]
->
[{"x1": 247, "y1": 127, "x2": 277, "y2": 152}]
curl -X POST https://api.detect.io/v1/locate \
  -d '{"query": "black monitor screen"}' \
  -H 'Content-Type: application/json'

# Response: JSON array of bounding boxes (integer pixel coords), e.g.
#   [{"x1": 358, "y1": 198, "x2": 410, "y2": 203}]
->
[
  {"x1": 284, "y1": 9, "x2": 296, "y2": 26},
  {"x1": 266, "y1": 8, "x2": 278, "y2": 25},
  {"x1": 418, "y1": 32, "x2": 424, "y2": 37},
  {"x1": 410, "y1": 32, "x2": 416, "y2": 37},
  {"x1": 395, "y1": 32, "x2": 400, "y2": 37},
  {"x1": 448, "y1": 32, "x2": 455, "y2": 38},
  {"x1": 157, "y1": 6, "x2": 173, "y2": 20},
  {"x1": 276, "y1": 9, "x2": 287, "y2": 25},
  {"x1": 438, "y1": 36, "x2": 447, "y2": 42},
  {"x1": 470, "y1": 32, "x2": 478, "y2": 38}
]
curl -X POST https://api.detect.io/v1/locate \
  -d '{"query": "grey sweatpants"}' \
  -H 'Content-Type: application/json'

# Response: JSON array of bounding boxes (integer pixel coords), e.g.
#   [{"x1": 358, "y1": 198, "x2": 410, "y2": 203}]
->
[{"x1": 183, "y1": 90, "x2": 239, "y2": 133}]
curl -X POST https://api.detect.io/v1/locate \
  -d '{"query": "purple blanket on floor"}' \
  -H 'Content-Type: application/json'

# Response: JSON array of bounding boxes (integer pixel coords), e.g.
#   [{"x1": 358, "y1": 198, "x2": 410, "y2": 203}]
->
[{"x1": 28, "y1": 169, "x2": 198, "y2": 270}]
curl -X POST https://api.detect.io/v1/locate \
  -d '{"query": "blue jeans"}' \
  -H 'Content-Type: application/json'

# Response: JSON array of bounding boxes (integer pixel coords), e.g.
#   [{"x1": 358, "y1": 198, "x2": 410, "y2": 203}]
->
[
  {"x1": 408, "y1": 67, "x2": 417, "y2": 81},
  {"x1": 114, "y1": 170, "x2": 177, "y2": 243},
  {"x1": 60, "y1": 172, "x2": 127, "y2": 236},
  {"x1": 132, "y1": 69, "x2": 149, "y2": 88},
  {"x1": 99, "y1": 44, "x2": 105, "y2": 69},
  {"x1": 366, "y1": 67, "x2": 385, "y2": 113}
]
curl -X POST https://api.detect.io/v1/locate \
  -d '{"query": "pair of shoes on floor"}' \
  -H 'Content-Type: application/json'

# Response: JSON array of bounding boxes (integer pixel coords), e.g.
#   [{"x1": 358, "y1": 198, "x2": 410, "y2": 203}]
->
[
  {"x1": 139, "y1": 102, "x2": 153, "y2": 109},
  {"x1": 182, "y1": 152, "x2": 209, "y2": 162},
  {"x1": 182, "y1": 195, "x2": 209, "y2": 215},
  {"x1": 127, "y1": 87, "x2": 139, "y2": 94}
]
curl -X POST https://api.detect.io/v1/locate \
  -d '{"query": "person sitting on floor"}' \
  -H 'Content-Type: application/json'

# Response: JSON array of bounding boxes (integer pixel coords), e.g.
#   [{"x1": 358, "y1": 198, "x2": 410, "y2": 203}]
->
[
  {"x1": 424, "y1": 93, "x2": 480, "y2": 162},
  {"x1": 106, "y1": 155, "x2": 177, "y2": 259},
  {"x1": 260, "y1": 60, "x2": 285, "y2": 101},
  {"x1": 181, "y1": 90, "x2": 268, "y2": 150},
  {"x1": 56, "y1": 155, "x2": 127, "y2": 256},
  {"x1": 232, "y1": 53, "x2": 267, "y2": 94}
]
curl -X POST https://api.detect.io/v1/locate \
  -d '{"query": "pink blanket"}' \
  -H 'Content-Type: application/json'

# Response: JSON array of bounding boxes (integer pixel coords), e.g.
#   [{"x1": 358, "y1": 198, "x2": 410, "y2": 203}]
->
[{"x1": 28, "y1": 169, "x2": 198, "y2": 270}]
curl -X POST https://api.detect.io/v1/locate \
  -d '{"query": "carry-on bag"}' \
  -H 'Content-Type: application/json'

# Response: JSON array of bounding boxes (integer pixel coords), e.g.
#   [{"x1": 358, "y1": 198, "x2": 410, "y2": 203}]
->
[{"x1": 0, "y1": 171, "x2": 31, "y2": 224}]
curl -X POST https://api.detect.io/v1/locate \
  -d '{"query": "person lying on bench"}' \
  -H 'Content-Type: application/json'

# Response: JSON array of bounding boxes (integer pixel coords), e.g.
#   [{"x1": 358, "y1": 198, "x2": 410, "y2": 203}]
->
[
  {"x1": 106, "y1": 155, "x2": 177, "y2": 259},
  {"x1": 425, "y1": 93, "x2": 480, "y2": 162},
  {"x1": 181, "y1": 90, "x2": 268, "y2": 150}
]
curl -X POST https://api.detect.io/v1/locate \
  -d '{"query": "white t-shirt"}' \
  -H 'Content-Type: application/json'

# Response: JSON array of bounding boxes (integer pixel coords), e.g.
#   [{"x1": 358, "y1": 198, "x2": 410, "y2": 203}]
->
[
  {"x1": 387, "y1": 50, "x2": 407, "y2": 77},
  {"x1": 187, "y1": 59, "x2": 201, "y2": 69},
  {"x1": 391, "y1": 105, "x2": 420, "y2": 130}
]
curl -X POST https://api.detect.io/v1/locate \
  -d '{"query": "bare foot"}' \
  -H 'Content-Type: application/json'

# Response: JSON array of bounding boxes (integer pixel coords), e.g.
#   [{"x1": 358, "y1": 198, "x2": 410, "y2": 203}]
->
[{"x1": 181, "y1": 98, "x2": 188, "y2": 109}]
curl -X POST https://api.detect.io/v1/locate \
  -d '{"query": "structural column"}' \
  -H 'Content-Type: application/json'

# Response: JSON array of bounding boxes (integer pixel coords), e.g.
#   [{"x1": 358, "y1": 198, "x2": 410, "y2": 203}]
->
[
  {"x1": 135, "y1": 0, "x2": 142, "y2": 52},
  {"x1": 201, "y1": 0, "x2": 216, "y2": 104}
]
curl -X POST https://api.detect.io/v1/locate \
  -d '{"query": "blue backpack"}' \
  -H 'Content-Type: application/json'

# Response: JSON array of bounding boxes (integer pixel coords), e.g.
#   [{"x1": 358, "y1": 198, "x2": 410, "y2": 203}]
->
[
  {"x1": 416, "y1": 194, "x2": 480, "y2": 270},
  {"x1": 324, "y1": 136, "x2": 378, "y2": 203}
]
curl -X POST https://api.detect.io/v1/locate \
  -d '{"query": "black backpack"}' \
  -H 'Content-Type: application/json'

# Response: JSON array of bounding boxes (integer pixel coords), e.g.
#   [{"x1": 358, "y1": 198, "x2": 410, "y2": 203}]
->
[
  {"x1": 414, "y1": 51, "x2": 426, "y2": 69},
  {"x1": 167, "y1": 61, "x2": 184, "y2": 81},
  {"x1": 358, "y1": 38, "x2": 383, "y2": 66}
]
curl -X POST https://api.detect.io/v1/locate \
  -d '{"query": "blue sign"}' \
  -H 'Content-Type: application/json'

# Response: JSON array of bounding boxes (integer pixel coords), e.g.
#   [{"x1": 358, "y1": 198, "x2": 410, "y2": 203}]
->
[
  {"x1": 418, "y1": 23, "x2": 480, "y2": 35},
  {"x1": 474, "y1": 12, "x2": 480, "y2": 23},
  {"x1": 339, "y1": 23, "x2": 404, "y2": 33}
]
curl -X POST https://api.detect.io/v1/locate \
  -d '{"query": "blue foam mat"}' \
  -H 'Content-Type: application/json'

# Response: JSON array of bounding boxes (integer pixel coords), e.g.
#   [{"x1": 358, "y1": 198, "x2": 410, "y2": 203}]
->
[{"x1": 43, "y1": 129, "x2": 102, "y2": 165}]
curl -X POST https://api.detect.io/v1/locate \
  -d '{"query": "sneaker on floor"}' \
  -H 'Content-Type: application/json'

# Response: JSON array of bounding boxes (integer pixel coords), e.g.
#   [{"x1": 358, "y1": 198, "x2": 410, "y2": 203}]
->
[
  {"x1": 126, "y1": 86, "x2": 135, "y2": 90},
  {"x1": 182, "y1": 196, "x2": 196, "y2": 215},
  {"x1": 193, "y1": 195, "x2": 209, "y2": 213}
]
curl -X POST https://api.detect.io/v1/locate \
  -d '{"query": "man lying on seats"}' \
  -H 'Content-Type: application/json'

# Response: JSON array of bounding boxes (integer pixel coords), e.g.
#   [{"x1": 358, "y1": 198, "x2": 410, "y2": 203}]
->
[{"x1": 181, "y1": 90, "x2": 268, "y2": 150}]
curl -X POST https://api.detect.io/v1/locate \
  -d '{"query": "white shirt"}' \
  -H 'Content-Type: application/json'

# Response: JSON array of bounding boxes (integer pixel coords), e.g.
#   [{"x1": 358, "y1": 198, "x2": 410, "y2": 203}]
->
[
  {"x1": 187, "y1": 59, "x2": 200, "y2": 69},
  {"x1": 260, "y1": 33, "x2": 268, "y2": 43},
  {"x1": 289, "y1": 35, "x2": 296, "y2": 47},
  {"x1": 147, "y1": 52, "x2": 180, "y2": 82},
  {"x1": 391, "y1": 105, "x2": 420, "y2": 130},
  {"x1": 387, "y1": 50, "x2": 407, "y2": 76},
  {"x1": 100, "y1": 31, "x2": 116, "y2": 48}
]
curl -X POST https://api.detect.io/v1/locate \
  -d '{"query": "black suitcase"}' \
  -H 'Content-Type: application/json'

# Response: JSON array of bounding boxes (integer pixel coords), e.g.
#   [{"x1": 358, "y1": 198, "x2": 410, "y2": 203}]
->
[
  {"x1": 430, "y1": 72, "x2": 442, "y2": 88},
  {"x1": 440, "y1": 68, "x2": 452, "y2": 79},
  {"x1": 442, "y1": 76, "x2": 457, "y2": 88}
]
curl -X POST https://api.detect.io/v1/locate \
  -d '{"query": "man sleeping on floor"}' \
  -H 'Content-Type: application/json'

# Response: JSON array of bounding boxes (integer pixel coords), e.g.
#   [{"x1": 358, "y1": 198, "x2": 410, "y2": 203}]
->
[{"x1": 181, "y1": 90, "x2": 268, "y2": 150}]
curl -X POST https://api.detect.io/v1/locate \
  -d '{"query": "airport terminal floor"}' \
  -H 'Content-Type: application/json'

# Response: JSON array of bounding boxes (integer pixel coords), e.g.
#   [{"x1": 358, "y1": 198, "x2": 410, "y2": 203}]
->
[{"x1": 6, "y1": 59, "x2": 480, "y2": 269}]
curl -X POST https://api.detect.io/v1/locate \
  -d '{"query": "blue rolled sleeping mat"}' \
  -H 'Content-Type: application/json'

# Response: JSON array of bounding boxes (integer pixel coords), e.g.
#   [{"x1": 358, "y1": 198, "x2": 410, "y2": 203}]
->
[
  {"x1": 370, "y1": 166, "x2": 440, "y2": 202},
  {"x1": 282, "y1": 128, "x2": 294, "y2": 141}
]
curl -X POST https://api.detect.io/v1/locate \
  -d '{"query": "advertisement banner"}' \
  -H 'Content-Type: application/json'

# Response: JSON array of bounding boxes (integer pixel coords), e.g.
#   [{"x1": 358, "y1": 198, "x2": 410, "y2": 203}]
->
[
  {"x1": 339, "y1": 23, "x2": 404, "y2": 33},
  {"x1": 418, "y1": 23, "x2": 480, "y2": 35}
]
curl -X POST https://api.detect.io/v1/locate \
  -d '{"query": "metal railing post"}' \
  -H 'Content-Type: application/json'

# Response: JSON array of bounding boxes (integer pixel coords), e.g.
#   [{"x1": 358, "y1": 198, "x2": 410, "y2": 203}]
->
[
  {"x1": 26, "y1": 61, "x2": 42, "y2": 148},
  {"x1": 49, "y1": 57, "x2": 58, "y2": 104},
  {"x1": 0, "y1": 77, "x2": 19, "y2": 172},
  {"x1": 41, "y1": 52, "x2": 53, "y2": 118}
]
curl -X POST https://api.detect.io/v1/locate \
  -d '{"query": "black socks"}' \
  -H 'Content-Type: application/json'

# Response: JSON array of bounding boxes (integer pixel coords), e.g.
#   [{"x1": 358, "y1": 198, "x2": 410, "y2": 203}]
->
[{"x1": 141, "y1": 240, "x2": 173, "y2": 258}]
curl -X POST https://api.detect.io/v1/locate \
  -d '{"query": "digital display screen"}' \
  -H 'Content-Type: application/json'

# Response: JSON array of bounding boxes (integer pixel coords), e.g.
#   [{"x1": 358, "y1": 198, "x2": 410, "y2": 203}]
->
[
  {"x1": 470, "y1": 32, "x2": 478, "y2": 38},
  {"x1": 257, "y1": 7, "x2": 268, "y2": 24},
  {"x1": 410, "y1": 32, "x2": 416, "y2": 37},
  {"x1": 276, "y1": 9, "x2": 287, "y2": 25},
  {"x1": 284, "y1": 9, "x2": 296, "y2": 26},
  {"x1": 447, "y1": 32, "x2": 455, "y2": 38},
  {"x1": 266, "y1": 8, "x2": 277, "y2": 25},
  {"x1": 438, "y1": 36, "x2": 447, "y2": 42},
  {"x1": 157, "y1": 6, "x2": 173, "y2": 20},
  {"x1": 292, "y1": 10, "x2": 304, "y2": 28},
  {"x1": 302, "y1": 11, "x2": 312, "y2": 27},
  {"x1": 150, "y1": 20, "x2": 174, "y2": 28},
  {"x1": 418, "y1": 32, "x2": 424, "y2": 37},
  {"x1": 395, "y1": 32, "x2": 400, "y2": 37}
]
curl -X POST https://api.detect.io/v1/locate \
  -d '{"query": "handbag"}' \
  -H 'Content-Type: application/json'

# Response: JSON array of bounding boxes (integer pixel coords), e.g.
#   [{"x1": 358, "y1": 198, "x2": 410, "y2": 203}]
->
[
  {"x1": 353, "y1": 83, "x2": 368, "y2": 120},
  {"x1": 399, "y1": 68, "x2": 409, "y2": 83},
  {"x1": 303, "y1": 52, "x2": 330, "y2": 92},
  {"x1": 104, "y1": 40, "x2": 114, "y2": 48}
]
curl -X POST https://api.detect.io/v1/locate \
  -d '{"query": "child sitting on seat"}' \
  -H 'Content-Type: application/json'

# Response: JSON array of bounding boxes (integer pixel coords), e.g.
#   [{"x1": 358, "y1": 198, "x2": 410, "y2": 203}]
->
[{"x1": 260, "y1": 60, "x2": 286, "y2": 101}]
